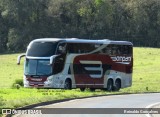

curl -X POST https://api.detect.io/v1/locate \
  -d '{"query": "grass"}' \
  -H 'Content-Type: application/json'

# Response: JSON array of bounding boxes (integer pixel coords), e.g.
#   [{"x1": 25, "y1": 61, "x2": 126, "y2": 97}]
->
[
  {"x1": 0, "y1": 53, "x2": 24, "y2": 88},
  {"x1": 123, "y1": 47, "x2": 160, "y2": 92},
  {"x1": 0, "y1": 47, "x2": 160, "y2": 110}
]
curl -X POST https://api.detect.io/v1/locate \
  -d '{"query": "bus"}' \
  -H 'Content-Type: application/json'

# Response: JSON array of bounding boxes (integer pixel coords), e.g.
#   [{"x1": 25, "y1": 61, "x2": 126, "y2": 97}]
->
[{"x1": 17, "y1": 38, "x2": 133, "y2": 91}]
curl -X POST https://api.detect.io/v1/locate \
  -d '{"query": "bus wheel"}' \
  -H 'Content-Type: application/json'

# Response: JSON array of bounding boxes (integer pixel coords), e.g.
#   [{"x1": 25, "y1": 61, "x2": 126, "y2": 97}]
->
[
  {"x1": 64, "y1": 79, "x2": 71, "y2": 90},
  {"x1": 90, "y1": 88, "x2": 95, "y2": 92},
  {"x1": 80, "y1": 88, "x2": 85, "y2": 92},
  {"x1": 113, "y1": 80, "x2": 121, "y2": 91},
  {"x1": 107, "y1": 79, "x2": 113, "y2": 91}
]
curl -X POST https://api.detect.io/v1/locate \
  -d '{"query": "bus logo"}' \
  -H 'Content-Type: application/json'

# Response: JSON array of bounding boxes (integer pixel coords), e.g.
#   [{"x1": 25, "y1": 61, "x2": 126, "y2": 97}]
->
[
  {"x1": 111, "y1": 56, "x2": 131, "y2": 64},
  {"x1": 80, "y1": 60, "x2": 103, "y2": 78}
]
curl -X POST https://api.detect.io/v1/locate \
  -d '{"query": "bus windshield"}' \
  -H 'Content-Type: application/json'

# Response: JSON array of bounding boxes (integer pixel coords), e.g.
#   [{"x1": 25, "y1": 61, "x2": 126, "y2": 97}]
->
[
  {"x1": 25, "y1": 59, "x2": 52, "y2": 75},
  {"x1": 26, "y1": 42, "x2": 58, "y2": 57}
]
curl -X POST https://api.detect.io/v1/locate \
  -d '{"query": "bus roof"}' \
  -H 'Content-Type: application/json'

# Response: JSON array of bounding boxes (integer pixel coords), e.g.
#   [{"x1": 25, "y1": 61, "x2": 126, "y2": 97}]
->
[{"x1": 31, "y1": 38, "x2": 133, "y2": 46}]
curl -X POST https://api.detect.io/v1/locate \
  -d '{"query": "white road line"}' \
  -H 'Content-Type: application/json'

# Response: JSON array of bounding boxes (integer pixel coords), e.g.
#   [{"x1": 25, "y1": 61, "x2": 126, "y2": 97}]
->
[{"x1": 145, "y1": 102, "x2": 160, "y2": 117}]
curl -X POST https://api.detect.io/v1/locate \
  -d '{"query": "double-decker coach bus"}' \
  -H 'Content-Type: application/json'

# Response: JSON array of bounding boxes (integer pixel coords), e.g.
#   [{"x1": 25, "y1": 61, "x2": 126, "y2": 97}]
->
[{"x1": 17, "y1": 38, "x2": 133, "y2": 91}]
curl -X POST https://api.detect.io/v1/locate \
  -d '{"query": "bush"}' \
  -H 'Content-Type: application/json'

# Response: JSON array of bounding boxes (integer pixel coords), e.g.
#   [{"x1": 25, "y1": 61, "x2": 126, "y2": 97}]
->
[
  {"x1": 15, "y1": 79, "x2": 23, "y2": 86},
  {"x1": 12, "y1": 79, "x2": 23, "y2": 89}
]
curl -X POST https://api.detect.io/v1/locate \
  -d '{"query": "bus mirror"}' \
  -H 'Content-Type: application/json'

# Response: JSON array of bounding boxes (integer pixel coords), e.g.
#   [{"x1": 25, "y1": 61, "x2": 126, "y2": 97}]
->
[
  {"x1": 17, "y1": 54, "x2": 26, "y2": 65},
  {"x1": 58, "y1": 46, "x2": 66, "y2": 54},
  {"x1": 50, "y1": 55, "x2": 59, "y2": 65}
]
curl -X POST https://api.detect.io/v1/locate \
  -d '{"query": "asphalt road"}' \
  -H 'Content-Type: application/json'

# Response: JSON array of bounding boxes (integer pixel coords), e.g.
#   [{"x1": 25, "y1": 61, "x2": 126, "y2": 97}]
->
[{"x1": 14, "y1": 93, "x2": 160, "y2": 117}]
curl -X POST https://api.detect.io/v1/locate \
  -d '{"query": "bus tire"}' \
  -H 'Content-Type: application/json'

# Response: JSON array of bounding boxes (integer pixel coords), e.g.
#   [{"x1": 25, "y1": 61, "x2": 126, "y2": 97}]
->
[
  {"x1": 64, "y1": 79, "x2": 72, "y2": 90},
  {"x1": 80, "y1": 88, "x2": 85, "y2": 92},
  {"x1": 90, "y1": 88, "x2": 95, "y2": 92},
  {"x1": 107, "y1": 79, "x2": 113, "y2": 91},
  {"x1": 113, "y1": 79, "x2": 121, "y2": 91}
]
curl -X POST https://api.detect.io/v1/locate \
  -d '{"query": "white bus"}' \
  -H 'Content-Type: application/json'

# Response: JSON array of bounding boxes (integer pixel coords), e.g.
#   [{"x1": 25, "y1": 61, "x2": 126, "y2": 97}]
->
[{"x1": 17, "y1": 38, "x2": 133, "y2": 91}]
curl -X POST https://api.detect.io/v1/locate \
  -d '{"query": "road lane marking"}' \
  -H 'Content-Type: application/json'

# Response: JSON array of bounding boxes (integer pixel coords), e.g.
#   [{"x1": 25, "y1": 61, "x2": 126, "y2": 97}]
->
[{"x1": 145, "y1": 102, "x2": 160, "y2": 117}]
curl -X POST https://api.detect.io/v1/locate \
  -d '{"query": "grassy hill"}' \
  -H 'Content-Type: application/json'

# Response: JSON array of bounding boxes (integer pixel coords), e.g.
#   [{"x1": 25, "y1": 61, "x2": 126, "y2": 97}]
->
[
  {"x1": 0, "y1": 53, "x2": 24, "y2": 88},
  {"x1": 0, "y1": 47, "x2": 160, "y2": 109}
]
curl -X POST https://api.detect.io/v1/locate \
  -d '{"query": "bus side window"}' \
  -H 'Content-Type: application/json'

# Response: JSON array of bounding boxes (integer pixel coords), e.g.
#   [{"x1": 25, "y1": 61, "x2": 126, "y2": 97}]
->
[
  {"x1": 106, "y1": 46, "x2": 112, "y2": 55},
  {"x1": 117, "y1": 45, "x2": 122, "y2": 55},
  {"x1": 67, "y1": 43, "x2": 75, "y2": 53},
  {"x1": 68, "y1": 43, "x2": 101, "y2": 54},
  {"x1": 124, "y1": 46, "x2": 128, "y2": 55},
  {"x1": 53, "y1": 54, "x2": 66, "y2": 74},
  {"x1": 101, "y1": 45, "x2": 112, "y2": 55},
  {"x1": 111, "y1": 45, "x2": 118, "y2": 55},
  {"x1": 120, "y1": 45, "x2": 132, "y2": 55},
  {"x1": 128, "y1": 45, "x2": 133, "y2": 55}
]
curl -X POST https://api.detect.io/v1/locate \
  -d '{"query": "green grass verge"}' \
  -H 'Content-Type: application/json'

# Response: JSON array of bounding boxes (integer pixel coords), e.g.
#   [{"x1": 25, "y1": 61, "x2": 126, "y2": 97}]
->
[{"x1": 0, "y1": 47, "x2": 160, "y2": 109}]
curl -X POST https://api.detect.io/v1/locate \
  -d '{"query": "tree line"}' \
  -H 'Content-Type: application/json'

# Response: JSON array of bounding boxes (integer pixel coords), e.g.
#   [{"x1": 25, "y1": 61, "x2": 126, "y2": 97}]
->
[{"x1": 0, "y1": 0, "x2": 160, "y2": 53}]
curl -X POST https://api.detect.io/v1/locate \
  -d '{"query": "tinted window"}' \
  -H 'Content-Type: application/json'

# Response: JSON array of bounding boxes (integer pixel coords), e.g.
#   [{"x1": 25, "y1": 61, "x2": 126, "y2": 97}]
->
[
  {"x1": 53, "y1": 54, "x2": 66, "y2": 74},
  {"x1": 67, "y1": 43, "x2": 96, "y2": 53},
  {"x1": 27, "y1": 42, "x2": 58, "y2": 57},
  {"x1": 117, "y1": 45, "x2": 132, "y2": 55},
  {"x1": 101, "y1": 45, "x2": 132, "y2": 55}
]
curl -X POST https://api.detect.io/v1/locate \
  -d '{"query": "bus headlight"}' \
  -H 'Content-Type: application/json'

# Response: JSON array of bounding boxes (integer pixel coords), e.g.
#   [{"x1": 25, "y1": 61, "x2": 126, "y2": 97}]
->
[
  {"x1": 44, "y1": 77, "x2": 52, "y2": 85},
  {"x1": 23, "y1": 78, "x2": 29, "y2": 85},
  {"x1": 48, "y1": 77, "x2": 53, "y2": 82}
]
